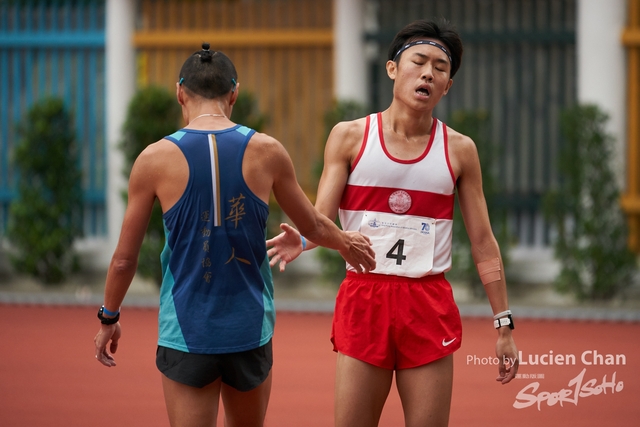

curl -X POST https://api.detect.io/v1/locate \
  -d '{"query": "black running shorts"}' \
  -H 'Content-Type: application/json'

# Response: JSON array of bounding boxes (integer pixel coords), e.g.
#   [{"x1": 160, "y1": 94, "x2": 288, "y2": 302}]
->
[{"x1": 156, "y1": 340, "x2": 273, "y2": 391}]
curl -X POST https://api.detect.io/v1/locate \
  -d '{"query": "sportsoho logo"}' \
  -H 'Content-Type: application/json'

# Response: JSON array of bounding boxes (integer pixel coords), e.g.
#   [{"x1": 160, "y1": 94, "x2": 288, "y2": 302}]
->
[{"x1": 466, "y1": 350, "x2": 626, "y2": 411}]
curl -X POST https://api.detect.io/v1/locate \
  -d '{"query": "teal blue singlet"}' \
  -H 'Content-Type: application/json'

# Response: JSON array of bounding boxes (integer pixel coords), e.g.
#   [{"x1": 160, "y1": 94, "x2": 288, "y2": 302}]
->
[{"x1": 158, "y1": 125, "x2": 274, "y2": 354}]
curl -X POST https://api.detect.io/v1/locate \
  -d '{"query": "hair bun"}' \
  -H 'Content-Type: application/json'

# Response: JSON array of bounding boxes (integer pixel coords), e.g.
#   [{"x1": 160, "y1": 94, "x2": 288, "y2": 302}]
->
[{"x1": 200, "y1": 42, "x2": 212, "y2": 62}]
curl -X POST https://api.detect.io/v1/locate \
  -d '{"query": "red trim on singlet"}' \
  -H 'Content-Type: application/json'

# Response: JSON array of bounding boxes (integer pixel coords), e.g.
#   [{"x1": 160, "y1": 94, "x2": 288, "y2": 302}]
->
[
  {"x1": 340, "y1": 184, "x2": 455, "y2": 219},
  {"x1": 349, "y1": 115, "x2": 370, "y2": 173},
  {"x1": 377, "y1": 112, "x2": 437, "y2": 165},
  {"x1": 442, "y1": 123, "x2": 456, "y2": 185}
]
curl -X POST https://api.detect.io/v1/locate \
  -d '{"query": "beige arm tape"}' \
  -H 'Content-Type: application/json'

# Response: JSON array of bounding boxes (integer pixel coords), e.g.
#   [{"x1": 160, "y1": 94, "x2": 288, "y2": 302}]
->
[{"x1": 477, "y1": 257, "x2": 501, "y2": 285}]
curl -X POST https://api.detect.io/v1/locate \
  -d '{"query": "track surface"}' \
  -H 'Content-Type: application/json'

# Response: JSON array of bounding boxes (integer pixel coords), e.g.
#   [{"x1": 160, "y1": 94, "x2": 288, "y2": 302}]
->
[{"x1": 1, "y1": 305, "x2": 638, "y2": 426}]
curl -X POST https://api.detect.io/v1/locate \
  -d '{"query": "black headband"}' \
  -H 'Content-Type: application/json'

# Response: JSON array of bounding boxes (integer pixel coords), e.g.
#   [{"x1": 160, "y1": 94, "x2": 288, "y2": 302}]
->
[{"x1": 393, "y1": 40, "x2": 453, "y2": 65}]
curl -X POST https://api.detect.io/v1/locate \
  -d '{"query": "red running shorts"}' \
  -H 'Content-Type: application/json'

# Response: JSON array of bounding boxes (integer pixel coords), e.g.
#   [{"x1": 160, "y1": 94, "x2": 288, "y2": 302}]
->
[{"x1": 331, "y1": 272, "x2": 462, "y2": 370}]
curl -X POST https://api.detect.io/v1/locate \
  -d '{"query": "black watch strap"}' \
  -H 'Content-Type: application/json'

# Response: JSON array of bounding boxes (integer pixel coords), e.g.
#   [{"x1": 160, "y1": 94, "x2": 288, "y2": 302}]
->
[
  {"x1": 97, "y1": 306, "x2": 120, "y2": 325},
  {"x1": 493, "y1": 314, "x2": 514, "y2": 330}
]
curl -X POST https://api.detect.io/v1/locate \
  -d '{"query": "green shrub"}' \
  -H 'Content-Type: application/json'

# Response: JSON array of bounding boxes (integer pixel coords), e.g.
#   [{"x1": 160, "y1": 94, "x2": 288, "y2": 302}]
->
[
  {"x1": 231, "y1": 91, "x2": 269, "y2": 133},
  {"x1": 119, "y1": 86, "x2": 181, "y2": 286},
  {"x1": 8, "y1": 97, "x2": 83, "y2": 284},
  {"x1": 544, "y1": 104, "x2": 637, "y2": 300},
  {"x1": 449, "y1": 110, "x2": 511, "y2": 297}
]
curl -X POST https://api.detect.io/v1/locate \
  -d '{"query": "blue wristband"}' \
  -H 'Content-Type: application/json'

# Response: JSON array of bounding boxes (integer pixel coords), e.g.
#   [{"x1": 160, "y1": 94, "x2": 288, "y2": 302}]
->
[
  {"x1": 101, "y1": 305, "x2": 119, "y2": 317},
  {"x1": 300, "y1": 236, "x2": 307, "y2": 250}
]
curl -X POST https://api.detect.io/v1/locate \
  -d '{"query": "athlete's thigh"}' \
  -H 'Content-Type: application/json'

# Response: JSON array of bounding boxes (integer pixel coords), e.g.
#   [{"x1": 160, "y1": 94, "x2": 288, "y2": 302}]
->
[
  {"x1": 161, "y1": 374, "x2": 222, "y2": 427},
  {"x1": 220, "y1": 371, "x2": 272, "y2": 427},
  {"x1": 395, "y1": 354, "x2": 453, "y2": 427},
  {"x1": 335, "y1": 352, "x2": 394, "y2": 427}
]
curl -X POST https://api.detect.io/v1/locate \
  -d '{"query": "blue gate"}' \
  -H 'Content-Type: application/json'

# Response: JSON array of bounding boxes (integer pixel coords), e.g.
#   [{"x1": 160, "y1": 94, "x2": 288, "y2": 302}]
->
[{"x1": 0, "y1": 0, "x2": 106, "y2": 236}]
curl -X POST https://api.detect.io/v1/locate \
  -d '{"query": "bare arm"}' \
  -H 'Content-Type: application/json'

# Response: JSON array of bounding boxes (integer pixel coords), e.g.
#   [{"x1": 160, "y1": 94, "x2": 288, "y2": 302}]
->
[
  {"x1": 257, "y1": 132, "x2": 374, "y2": 272},
  {"x1": 266, "y1": 120, "x2": 366, "y2": 268},
  {"x1": 314, "y1": 120, "x2": 362, "y2": 221},
  {"x1": 103, "y1": 151, "x2": 157, "y2": 310},
  {"x1": 454, "y1": 135, "x2": 508, "y2": 313},
  {"x1": 94, "y1": 145, "x2": 158, "y2": 366},
  {"x1": 451, "y1": 129, "x2": 518, "y2": 384}
]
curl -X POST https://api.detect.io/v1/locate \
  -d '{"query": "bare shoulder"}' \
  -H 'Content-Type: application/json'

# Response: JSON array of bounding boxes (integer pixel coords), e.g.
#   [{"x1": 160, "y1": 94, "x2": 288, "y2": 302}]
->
[
  {"x1": 135, "y1": 138, "x2": 182, "y2": 167},
  {"x1": 129, "y1": 138, "x2": 187, "y2": 205},
  {"x1": 243, "y1": 132, "x2": 292, "y2": 175},
  {"x1": 326, "y1": 117, "x2": 369, "y2": 162},
  {"x1": 245, "y1": 131, "x2": 290, "y2": 162},
  {"x1": 247, "y1": 131, "x2": 284, "y2": 148},
  {"x1": 328, "y1": 117, "x2": 368, "y2": 145},
  {"x1": 242, "y1": 131, "x2": 294, "y2": 203},
  {"x1": 331, "y1": 117, "x2": 368, "y2": 139},
  {"x1": 446, "y1": 126, "x2": 477, "y2": 157},
  {"x1": 446, "y1": 125, "x2": 480, "y2": 179}
]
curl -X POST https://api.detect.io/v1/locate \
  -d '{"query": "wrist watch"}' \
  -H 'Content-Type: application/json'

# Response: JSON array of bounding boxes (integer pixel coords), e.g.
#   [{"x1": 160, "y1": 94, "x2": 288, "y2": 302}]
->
[
  {"x1": 97, "y1": 306, "x2": 120, "y2": 325},
  {"x1": 494, "y1": 314, "x2": 514, "y2": 330}
]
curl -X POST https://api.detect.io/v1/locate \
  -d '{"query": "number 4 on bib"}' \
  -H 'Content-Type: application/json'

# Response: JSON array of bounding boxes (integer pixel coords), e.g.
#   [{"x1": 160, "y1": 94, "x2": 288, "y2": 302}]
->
[
  {"x1": 360, "y1": 212, "x2": 436, "y2": 278},
  {"x1": 386, "y1": 239, "x2": 407, "y2": 265}
]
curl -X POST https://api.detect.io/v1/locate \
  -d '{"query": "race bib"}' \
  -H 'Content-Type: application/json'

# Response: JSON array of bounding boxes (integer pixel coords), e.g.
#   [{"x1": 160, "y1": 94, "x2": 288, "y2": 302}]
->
[{"x1": 359, "y1": 211, "x2": 436, "y2": 278}]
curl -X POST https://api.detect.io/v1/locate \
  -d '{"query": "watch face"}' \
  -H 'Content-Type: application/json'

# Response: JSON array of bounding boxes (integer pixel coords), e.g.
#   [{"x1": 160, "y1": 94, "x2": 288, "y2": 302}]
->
[{"x1": 494, "y1": 315, "x2": 514, "y2": 329}]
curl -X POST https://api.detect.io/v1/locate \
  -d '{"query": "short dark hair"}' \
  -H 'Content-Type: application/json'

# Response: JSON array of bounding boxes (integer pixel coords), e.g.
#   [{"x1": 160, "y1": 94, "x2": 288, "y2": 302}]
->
[
  {"x1": 178, "y1": 43, "x2": 238, "y2": 99},
  {"x1": 387, "y1": 19, "x2": 463, "y2": 78}
]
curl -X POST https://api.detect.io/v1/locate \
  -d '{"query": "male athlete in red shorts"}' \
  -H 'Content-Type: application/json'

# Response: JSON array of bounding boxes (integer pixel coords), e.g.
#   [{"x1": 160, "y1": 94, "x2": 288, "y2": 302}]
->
[{"x1": 267, "y1": 19, "x2": 518, "y2": 427}]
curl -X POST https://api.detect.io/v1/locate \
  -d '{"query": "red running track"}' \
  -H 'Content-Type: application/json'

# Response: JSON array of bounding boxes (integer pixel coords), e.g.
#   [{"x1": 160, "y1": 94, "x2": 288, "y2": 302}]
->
[{"x1": 0, "y1": 305, "x2": 638, "y2": 426}]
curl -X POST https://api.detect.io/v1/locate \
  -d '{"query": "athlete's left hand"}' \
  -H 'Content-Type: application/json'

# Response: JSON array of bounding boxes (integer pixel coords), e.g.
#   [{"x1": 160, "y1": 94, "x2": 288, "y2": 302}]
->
[
  {"x1": 94, "y1": 323, "x2": 122, "y2": 367},
  {"x1": 495, "y1": 332, "x2": 518, "y2": 384},
  {"x1": 266, "y1": 223, "x2": 304, "y2": 272}
]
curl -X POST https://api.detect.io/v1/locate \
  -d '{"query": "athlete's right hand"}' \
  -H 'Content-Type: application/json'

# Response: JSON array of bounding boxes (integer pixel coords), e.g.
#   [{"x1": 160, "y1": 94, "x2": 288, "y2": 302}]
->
[
  {"x1": 266, "y1": 223, "x2": 304, "y2": 272},
  {"x1": 94, "y1": 323, "x2": 122, "y2": 367},
  {"x1": 338, "y1": 231, "x2": 376, "y2": 274}
]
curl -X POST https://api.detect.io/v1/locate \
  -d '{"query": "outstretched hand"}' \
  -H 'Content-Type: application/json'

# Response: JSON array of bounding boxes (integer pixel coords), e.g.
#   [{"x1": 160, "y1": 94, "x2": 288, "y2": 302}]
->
[
  {"x1": 94, "y1": 323, "x2": 122, "y2": 367},
  {"x1": 266, "y1": 224, "x2": 376, "y2": 274},
  {"x1": 338, "y1": 231, "x2": 376, "y2": 274},
  {"x1": 266, "y1": 223, "x2": 304, "y2": 272}
]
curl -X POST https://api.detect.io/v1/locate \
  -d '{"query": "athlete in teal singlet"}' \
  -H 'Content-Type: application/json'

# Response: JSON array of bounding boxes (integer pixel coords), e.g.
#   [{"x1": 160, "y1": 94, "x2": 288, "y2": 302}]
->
[{"x1": 94, "y1": 43, "x2": 375, "y2": 427}]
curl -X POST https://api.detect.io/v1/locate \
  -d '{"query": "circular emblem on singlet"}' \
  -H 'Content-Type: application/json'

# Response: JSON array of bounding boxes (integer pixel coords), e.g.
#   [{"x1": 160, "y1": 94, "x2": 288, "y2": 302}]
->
[{"x1": 388, "y1": 190, "x2": 412, "y2": 214}]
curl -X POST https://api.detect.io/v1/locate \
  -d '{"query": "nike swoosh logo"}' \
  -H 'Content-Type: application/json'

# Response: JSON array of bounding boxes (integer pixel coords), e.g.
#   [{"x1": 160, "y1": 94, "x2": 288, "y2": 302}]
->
[{"x1": 442, "y1": 337, "x2": 457, "y2": 346}]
